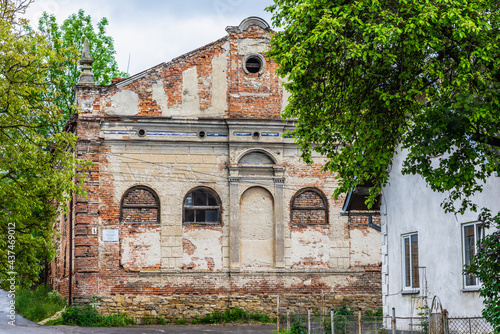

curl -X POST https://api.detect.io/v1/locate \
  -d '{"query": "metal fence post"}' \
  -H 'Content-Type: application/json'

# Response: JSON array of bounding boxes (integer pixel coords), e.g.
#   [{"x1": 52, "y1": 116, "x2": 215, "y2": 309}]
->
[
  {"x1": 331, "y1": 309, "x2": 335, "y2": 334},
  {"x1": 287, "y1": 308, "x2": 290, "y2": 331},
  {"x1": 277, "y1": 296, "x2": 280, "y2": 333},
  {"x1": 308, "y1": 308, "x2": 311, "y2": 334},
  {"x1": 358, "y1": 308, "x2": 362, "y2": 334},
  {"x1": 392, "y1": 308, "x2": 396, "y2": 334}
]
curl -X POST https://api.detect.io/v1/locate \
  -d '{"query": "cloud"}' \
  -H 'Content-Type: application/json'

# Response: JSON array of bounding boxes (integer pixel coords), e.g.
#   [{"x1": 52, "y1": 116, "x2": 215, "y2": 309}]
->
[{"x1": 24, "y1": 0, "x2": 275, "y2": 75}]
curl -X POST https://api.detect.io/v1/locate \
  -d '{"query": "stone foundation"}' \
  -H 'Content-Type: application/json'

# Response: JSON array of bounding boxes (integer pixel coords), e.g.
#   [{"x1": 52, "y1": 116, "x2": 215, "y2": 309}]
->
[{"x1": 81, "y1": 293, "x2": 381, "y2": 321}]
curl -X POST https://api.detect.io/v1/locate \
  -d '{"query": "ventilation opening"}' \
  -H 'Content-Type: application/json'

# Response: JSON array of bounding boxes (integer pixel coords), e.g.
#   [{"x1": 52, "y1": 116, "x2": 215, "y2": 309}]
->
[
  {"x1": 245, "y1": 56, "x2": 262, "y2": 73},
  {"x1": 138, "y1": 129, "x2": 146, "y2": 137},
  {"x1": 198, "y1": 131, "x2": 206, "y2": 139},
  {"x1": 252, "y1": 131, "x2": 260, "y2": 139}
]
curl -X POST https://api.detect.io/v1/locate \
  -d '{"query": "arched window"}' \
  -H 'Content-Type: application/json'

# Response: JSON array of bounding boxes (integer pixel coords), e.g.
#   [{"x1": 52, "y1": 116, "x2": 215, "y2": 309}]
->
[
  {"x1": 121, "y1": 186, "x2": 160, "y2": 223},
  {"x1": 291, "y1": 188, "x2": 328, "y2": 225},
  {"x1": 238, "y1": 151, "x2": 275, "y2": 164},
  {"x1": 183, "y1": 187, "x2": 221, "y2": 224}
]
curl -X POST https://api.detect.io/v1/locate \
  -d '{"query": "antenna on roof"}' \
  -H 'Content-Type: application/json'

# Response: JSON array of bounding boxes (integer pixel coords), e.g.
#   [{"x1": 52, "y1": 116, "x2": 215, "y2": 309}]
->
[{"x1": 127, "y1": 53, "x2": 131, "y2": 74}]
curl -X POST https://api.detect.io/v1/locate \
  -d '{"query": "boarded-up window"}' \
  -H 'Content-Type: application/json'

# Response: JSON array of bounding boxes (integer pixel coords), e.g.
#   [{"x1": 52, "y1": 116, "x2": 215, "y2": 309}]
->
[
  {"x1": 121, "y1": 186, "x2": 159, "y2": 223},
  {"x1": 291, "y1": 188, "x2": 327, "y2": 225},
  {"x1": 183, "y1": 187, "x2": 221, "y2": 224}
]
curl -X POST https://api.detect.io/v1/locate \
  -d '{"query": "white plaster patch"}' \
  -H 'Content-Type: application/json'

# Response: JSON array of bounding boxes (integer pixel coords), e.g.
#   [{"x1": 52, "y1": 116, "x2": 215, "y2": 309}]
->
[
  {"x1": 350, "y1": 228, "x2": 382, "y2": 267},
  {"x1": 206, "y1": 52, "x2": 228, "y2": 115},
  {"x1": 281, "y1": 76, "x2": 292, "y2": 111},
  {"x1": 107, "y1": 90, "x2": 140, "y2": 116},
  {"x1": 152, "y1": 80, "x2": 170, "y2": 116},
  {"x1": 182, "y1": 66, "x2": 201, "y2": 116},
  {"x1": 121, "y1": 231, "x2": 161, "y2": 270},
  {"x1": 237, "y1": 38, "x2": 269, "y2": 55},
  {"x1": 240, "y1": 240, "x2": 274, "y2": 268},
  {"x1": 183, "y1": 229, "x2": 223, "y2": 271},
  {"x1": 240, "y1": 187, "x2": 275, "y2": 268},
  {"x1": 291, "y1": 229, "x2": 329, "y2": 267}
]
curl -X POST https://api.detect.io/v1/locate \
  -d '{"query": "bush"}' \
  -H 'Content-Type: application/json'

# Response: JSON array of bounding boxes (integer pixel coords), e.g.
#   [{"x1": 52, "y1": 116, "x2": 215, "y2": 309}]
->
[
  {"x1": 14, "y1": 285, "x2": 66, "y2": 322},
  {"x1": 61, "y1": 303, "x2": 136, "y2": 327},
  {"x1": 195, "y1": 307, "x2": 275, "y2": 324}
]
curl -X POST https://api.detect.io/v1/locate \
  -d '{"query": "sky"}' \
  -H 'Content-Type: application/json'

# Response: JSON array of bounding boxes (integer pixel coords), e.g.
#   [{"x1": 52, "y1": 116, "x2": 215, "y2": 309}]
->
[{"x1": 24, "y1": 0, "x2": 276, "y2": 75}]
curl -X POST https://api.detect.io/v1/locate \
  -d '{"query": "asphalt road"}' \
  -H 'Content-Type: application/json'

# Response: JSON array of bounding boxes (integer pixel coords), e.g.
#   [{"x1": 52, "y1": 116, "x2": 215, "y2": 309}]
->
[{"x1": 0, "y1": 289, "x2": 275, "y2": 334}]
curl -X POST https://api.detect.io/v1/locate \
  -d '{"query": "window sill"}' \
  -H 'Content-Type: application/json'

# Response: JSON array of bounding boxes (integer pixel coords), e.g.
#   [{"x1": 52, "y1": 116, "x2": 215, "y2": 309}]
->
[
  {"x1": 401, "y1": 289, "x2": 420, "y2": 295},
  {"x1": 461, "y1": 287, "x2": 480, "y2": 293}
]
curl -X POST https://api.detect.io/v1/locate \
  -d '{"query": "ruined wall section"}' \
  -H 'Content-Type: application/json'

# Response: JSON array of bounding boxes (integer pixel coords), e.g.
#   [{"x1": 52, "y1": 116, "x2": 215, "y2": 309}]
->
[
  {"x1": 101, "y1": 37, "x2": 229, "y2": 118},
  {"x1": 226, "y1": 24, "x2": 283, "y2": 119},
  {"x1": 72, "y1": 85, "x2": 105, "y2": 299}
]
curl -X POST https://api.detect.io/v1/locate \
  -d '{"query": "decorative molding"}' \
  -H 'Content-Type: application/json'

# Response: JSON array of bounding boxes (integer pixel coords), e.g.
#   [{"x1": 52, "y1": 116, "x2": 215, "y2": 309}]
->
[
  {"x1": 228, "y1": 177, "x2": 241, "y2": 183},
  {"x1": 273, "y1": 177, "x2": 285, "y2": 184}
]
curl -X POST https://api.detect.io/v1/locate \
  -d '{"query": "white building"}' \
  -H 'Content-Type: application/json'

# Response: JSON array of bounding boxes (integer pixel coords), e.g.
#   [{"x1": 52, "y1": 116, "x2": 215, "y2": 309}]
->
[{"x1": 381, "y1": 149, "x2": 500, "y2": 327}]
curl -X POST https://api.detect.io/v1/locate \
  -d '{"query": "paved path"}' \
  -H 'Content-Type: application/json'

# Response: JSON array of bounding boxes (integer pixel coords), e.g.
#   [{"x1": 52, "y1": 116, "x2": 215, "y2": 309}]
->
[{"x1": 0, "y1": 289, "x2": 275, "y2": 333}]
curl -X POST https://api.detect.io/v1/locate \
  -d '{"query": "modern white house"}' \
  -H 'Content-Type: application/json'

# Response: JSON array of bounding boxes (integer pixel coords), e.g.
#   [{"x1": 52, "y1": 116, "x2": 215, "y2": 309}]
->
[{"x1": 380, "y1": 149, "x2": 500, "y2": 329}]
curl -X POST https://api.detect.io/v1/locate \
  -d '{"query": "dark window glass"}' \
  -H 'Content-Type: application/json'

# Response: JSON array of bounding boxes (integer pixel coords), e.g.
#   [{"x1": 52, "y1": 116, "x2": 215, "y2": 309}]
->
[{"x1": 183, "y1": 188, "x2": 220, "y2": 224}]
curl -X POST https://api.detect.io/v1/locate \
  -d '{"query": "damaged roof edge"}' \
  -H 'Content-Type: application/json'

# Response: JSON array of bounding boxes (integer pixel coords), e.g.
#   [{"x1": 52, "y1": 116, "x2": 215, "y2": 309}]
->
[
  {"x1": 114, "y1": 35, "x2": 228, "y2": 90},
  {"x1": 112, "y1": 17, "x2": 273, "y2": 90}
]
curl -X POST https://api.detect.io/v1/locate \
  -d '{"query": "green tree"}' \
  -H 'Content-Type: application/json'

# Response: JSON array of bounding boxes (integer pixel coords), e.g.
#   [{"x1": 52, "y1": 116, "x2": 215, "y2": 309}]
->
[
  {"x1": 38, "y1": 9, "x2": 128, "y2": 122},
  {"x1": 267, "y1": 0, "x2": 500, "y2": 328},
  {"x1": 0, "y1": 0, "x2": 86, "y2": 288}
]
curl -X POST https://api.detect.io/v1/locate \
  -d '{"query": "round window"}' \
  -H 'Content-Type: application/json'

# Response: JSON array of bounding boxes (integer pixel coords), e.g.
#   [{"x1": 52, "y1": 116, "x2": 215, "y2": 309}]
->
[
  {"x1": 246, "y1": 56, "x2": 261, "y2": 73},
  {"x1": 243, "y1": 54, "x2": 265, "y2": 74}
]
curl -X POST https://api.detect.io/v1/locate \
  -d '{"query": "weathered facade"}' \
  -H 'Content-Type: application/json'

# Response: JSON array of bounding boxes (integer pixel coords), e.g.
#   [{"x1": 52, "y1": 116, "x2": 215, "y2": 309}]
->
[{"x1": 50, "y1": 17, "x2": 382, "y2": 319}]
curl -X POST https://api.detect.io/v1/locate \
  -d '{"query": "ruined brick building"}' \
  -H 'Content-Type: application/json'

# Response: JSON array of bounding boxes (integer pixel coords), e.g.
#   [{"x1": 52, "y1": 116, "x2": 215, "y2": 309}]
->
[{"x1": 50, "y1": 17, "x2": 382, "y2": 319}]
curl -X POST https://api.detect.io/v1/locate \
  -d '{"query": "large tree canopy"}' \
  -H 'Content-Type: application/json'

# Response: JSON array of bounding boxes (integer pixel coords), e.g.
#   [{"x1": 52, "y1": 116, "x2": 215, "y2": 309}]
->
[
  {"x1": 267, "y1": 0, "x2": 500, "y2": 327},
  {"x1": 0, "y1": 0, "x2": 85, "y2": 287},
  {"x1": 38, "y1": 9, "x2": 128, "y2": 122},
  {"x1": 268, "y1": 0, "x2": 500, "y2": 213}
]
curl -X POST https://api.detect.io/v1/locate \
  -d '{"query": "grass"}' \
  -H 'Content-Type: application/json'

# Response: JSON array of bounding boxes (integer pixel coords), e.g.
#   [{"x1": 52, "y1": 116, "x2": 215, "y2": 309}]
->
[
  {"x1": 60, "y1": 303, "x2": 137, "y2": 327},
  {"x1": 14, "y1": 285, "x2": 67, "y2": 322},
  {"x1": 192, "y1": 307, "x2": 276, "y2": 324}
]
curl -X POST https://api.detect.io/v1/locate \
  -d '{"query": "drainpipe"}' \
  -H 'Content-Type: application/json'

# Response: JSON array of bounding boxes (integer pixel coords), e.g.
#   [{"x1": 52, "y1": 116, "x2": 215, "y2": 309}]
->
[{"x1": 69, "y1": 197, "x2": 73, "y2": 306}]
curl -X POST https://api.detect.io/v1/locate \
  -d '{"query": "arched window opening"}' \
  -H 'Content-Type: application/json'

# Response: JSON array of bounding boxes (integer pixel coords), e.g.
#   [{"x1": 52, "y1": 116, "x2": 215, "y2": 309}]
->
[
  {"x1": 291, "y1": 188, "x2": 328, "y2": 225},
  {"x1": 121, "y1": 186, "x2": 160, "y2": 223},
  {"x1": 238, "y1": 151, "x2": 275, "y2": 164},
  {"x1": 183, "y1": 187, "x2": 221, "y2": 224}
]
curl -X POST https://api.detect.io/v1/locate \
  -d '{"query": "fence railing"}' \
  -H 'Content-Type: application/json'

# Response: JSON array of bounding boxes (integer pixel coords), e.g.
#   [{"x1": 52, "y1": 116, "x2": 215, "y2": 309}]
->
[
  {"x1": 386, "y1": 316, "x2": 493, "y2": 334},
  {"x1": 277, "y1": 313, "x2": 493, "y2": 334},
  {"x1": 277, "y1": 309, "x2": 383, "y2": 334}
]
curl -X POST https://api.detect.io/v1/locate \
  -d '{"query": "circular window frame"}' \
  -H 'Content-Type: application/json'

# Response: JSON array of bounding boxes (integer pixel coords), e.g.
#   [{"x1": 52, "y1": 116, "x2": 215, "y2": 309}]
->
[
  {"x1": 243, "y1": 54, "x2": 266, "y2": 75},
  {"x1": 138, "y1": 129, "x2": 147, "y2": 137}
]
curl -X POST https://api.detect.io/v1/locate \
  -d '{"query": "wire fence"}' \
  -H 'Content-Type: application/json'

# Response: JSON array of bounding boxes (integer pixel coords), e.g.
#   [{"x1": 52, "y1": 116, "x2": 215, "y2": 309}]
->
[
  {"x1": 277, "y1": 313, "x2": 494, "y2": 334},
  {"x1": 447, "y1": 317, "x2": 493, "y2": 334},
  {"x1": 277, "y1": 310, "x2": 383, "y2": 334}
]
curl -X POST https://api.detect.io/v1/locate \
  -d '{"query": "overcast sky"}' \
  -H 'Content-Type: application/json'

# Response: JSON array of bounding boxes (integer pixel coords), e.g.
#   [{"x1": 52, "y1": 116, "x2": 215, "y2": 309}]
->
[{"x1": 24, "y1": 0, "x2": 275, "y2": 75}]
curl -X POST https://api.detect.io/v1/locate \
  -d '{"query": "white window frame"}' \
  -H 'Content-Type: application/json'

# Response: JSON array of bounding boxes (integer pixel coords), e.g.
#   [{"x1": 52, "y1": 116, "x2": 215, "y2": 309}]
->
[
  {"x1": 462, "y1": 222, "x2": 484, "y2": 289},
  {"x1": 402, "y1": 232, "x2": 420, "y2": 291}
]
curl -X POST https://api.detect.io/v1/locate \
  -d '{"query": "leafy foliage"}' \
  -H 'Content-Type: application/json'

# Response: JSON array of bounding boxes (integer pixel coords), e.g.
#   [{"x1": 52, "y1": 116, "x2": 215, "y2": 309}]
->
[
  {"x1": 267, "y1": 0, "x2": 500, "y2": 212},
  {"x1": 0, "y1": 0, "x2": 86, "y2": 289},
  {"x1": 193, "y1": 307, "x2": 275, "y2": 324},
  {"x1": 14, "y1": 285, "x2": 66, "y2": 322},
  {"x1": 61, "y1": 303, "x2": 136, "y2": 327},
  {"x1": 38, "y1": 9, "x2": 128, "y2": 122},
  {"x1": 465, "y1": 216, "x2": 500, "y2": 330},
  {"x1": 268, "y1": 0, "x2": 500, "y2": 329}
]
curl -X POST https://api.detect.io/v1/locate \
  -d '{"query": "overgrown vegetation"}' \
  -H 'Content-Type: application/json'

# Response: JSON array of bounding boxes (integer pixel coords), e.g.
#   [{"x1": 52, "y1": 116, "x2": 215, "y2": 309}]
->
[
  {"x1": 59, "y1": 303, "x2": 136, "y2": 327},
  {"x1": 192, "y1": 307, "x2": 276, "y2": 324},
  {"x1": 14, "y1": 285, "x2": 66, "y2": 322}
]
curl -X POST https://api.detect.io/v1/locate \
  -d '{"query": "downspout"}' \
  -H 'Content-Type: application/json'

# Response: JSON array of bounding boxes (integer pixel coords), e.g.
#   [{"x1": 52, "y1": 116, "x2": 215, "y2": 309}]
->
[{"x1": 69, "y1": 196, "x2": 73, "y2": 306}]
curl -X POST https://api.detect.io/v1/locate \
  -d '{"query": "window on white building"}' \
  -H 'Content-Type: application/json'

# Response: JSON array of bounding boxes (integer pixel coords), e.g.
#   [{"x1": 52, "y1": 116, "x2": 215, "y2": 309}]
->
[
  {"x1": 402, "y1": 233, "x2": 419, "y2": 290},
  {"x1": 463, "y1": 222, "x2": 484, "y2": 288}
]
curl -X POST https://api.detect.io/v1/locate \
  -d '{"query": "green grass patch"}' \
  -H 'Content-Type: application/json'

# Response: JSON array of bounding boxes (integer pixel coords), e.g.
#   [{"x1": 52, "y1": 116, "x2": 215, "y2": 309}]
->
[
  {"x1": 14, "y1": 285, "x2": 66, "y2": 322},
  {"x1": 61, "y1": 304, "x2": 137, "y2": 327},
  {"x1": 193, "y1": 307, "x2": 276, "y2": 324}
]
